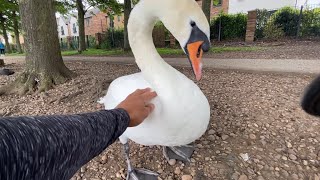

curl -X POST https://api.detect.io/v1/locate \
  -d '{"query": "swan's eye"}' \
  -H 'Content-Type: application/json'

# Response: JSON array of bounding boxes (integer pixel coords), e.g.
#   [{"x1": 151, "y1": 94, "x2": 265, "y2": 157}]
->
[{"x1": 190, "y1": 21, "x2": 196, "y2": 27}]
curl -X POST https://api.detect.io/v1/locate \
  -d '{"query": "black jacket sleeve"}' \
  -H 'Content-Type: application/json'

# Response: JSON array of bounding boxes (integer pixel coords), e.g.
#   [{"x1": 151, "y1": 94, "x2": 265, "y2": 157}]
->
[{"x1": 0, "y1": 109, "x2": 130, "y2": 180}]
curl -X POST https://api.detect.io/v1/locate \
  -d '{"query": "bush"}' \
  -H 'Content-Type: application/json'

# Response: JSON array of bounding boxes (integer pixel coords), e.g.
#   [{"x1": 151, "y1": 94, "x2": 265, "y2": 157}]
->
[
  {"x1": 301, "y1": 8, "x2": 320, "y2": 36},
  {"x1": 263, "y1": 19, "x2": 285, "y2": 39},
  {"x1": 272, "y1": 7, "x2": 300, "y2": 36},
  {"x1": 256, "y1": 7, "x2": 320, "y2": 39},
  {"x1": 88, "y1": 36, "x2": 96, "y2": 48},
  {"x1": 210, "y1": 13, "x2": 247, "y2": 40},
  {"x1": 255, "y1": 9, "x2": 277, "y2": 39},
  {"x1": 59, "y1": 38, "x2": 68, "y2": 50},
  {"x1": 101, "y1": 28, "x2": 124, "y2": 49}
]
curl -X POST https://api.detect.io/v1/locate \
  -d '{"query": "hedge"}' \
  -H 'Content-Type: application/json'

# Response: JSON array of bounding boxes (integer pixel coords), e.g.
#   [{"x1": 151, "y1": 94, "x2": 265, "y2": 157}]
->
[{"x1": 210, "y1": 13, "x2": 247, "y2": 40}]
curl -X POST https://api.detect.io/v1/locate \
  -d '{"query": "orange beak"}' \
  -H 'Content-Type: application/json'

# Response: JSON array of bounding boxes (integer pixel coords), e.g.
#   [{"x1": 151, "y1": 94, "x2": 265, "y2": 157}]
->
[{"x1": 187, "y1": 41, "x2": 204, "y2": 81}]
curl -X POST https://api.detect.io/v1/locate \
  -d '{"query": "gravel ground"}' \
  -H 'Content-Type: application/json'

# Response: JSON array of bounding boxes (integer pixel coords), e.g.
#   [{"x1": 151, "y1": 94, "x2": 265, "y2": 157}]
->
[{"x1": 0, "y1": 61, "x2": 319, "y2": 180}]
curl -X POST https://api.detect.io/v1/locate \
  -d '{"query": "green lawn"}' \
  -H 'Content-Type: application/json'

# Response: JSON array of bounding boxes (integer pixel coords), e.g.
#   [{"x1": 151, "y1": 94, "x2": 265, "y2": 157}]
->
[
  {"x1": 6, "y1": 52, "x2": 25, "y2": 56},
  {"x1": 6, "y1": 46, "x2": 261, "y2": 57},
  {"x1": 61, "y1": 49, "x2": 128, "y2": 56},
  {"x1": 157, "y1": 46, "x2": 262, "y2": 55},
  {"x1": 210, "y1": 46, "x2": 262, "y2": 53}
]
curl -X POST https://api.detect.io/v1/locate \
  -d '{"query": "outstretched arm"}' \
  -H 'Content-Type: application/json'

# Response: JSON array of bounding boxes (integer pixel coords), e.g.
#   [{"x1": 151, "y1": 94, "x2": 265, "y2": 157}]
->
[
  {"x1": 0, "y1": 88, "x2": 157, "y2": 180},
  {"x1": 0, "y1": 109, "x2": 130, "y2": 180}
]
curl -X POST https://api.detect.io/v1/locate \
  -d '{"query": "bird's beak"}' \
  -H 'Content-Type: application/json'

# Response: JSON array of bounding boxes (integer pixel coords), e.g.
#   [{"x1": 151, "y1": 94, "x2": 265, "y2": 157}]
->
[{"x1": 187, "y1": 41, "x2": 204, "y2": 81}]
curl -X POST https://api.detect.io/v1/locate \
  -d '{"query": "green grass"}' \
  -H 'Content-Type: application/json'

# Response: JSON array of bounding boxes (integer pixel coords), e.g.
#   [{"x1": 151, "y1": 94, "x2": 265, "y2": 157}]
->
[
  {"x1": 157, "y1": 48, "x2": 185, "y2": 55},
  {"x1": 6, "y1": 52, "x2": 25, "y2": 56},
  {"x1": 61, "y1": 48, "x2": 127, "y2": 56},
  {"x1": 157, "y1": 46, "x2": 261, "y2": 55},
  {"x1": 210, "y1": 46, "x2": 262, "y2": 53}
]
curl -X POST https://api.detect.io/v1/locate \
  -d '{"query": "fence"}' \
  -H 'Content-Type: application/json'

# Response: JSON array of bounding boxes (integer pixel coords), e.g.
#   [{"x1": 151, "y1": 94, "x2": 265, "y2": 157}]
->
[{"x1": 59, "y1": 35, "x2": 97, "y2": 50}]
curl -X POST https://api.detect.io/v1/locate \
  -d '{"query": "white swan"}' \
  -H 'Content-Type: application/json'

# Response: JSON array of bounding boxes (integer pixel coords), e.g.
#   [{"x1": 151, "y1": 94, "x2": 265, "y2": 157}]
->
[{"x1": 99, "y1": 0, "x2": 210, "y2": 179}]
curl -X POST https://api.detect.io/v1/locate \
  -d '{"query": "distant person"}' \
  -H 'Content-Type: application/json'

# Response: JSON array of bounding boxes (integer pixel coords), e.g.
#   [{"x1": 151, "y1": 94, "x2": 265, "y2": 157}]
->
[{"x1": 0, "y1": 41, "x2": 5, "y2": 56}]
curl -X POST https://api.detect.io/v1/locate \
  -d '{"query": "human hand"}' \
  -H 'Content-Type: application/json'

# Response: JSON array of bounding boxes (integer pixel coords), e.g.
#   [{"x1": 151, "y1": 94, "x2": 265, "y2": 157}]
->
[{"x1": 116, "y1": 88, "x2": 157, "y2": 127}]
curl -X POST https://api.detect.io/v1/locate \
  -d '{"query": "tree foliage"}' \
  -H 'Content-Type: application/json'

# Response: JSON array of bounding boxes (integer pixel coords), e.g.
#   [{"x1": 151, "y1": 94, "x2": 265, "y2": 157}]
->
[{"x1": 56, "y1": 0, "x2": 122, "y2": 15}]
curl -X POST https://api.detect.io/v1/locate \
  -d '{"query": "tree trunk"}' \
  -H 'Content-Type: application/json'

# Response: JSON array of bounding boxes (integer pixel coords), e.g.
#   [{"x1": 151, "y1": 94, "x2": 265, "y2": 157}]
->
[
  {"x1": 12, "y1": 11, "x2": 23, "y2": 53},
  {"x1": 0, "y1": 19, "x2": 12, "y2": 54},
  {"x1": 76, "y1": 0, "x2": 86, "y2": 53},
  {"x1": 202, "y1": 0, "x2": 211, "y2": 23},
  {"x1": 0, "y1": 0, "x2": 74, "y2": 95},
  {"x1": 124, "y1": 0, "x2": 132, "y2": 51}
]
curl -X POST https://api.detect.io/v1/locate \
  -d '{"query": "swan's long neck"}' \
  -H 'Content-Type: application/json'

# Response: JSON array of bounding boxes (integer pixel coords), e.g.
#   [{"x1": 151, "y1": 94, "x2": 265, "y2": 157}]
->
[{"x1": 128, "y1": 2, "x2": 179, "y2": 88}]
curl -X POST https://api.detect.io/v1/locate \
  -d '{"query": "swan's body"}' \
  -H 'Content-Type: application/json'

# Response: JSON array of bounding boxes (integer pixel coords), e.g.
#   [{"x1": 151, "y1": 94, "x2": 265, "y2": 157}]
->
[
  {"x1": 99, "y1": 0, "x2": 210, "y2": 147},
  {"x1": 101, "y1": 70, "x2": 209, "y2": 146}
]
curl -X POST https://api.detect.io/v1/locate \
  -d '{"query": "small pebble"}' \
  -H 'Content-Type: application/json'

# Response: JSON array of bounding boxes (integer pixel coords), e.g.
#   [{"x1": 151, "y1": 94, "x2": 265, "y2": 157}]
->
[
  {"x1": 257, "y1": 176, "x2": 265, "y2": 180},
  {"x1": 174, "y1": 167, "x2": 181, "y2": 175},
  {"x1": 303, "y1": 160, "x2": 308, "y2": 166},
  {"x1": 238, "y1": 174, "x2": 248, "y2": 180},
  {"x1": 181, "y1": 175, "x2": 192, "y2": 180},
  {"x1": 221, "y1": 135, "x2": 229, "y2": 140},
  {"x1": 291, "y1": 174, "x2": 299, "y2": 180},
  {"x1": 168, "y1": 159, "x2": 176, "y2": 166},
  {"x1": 208, "y1": 129, "x2": 215, "y2": 135},
  {"x1": 289, "y1": 154, "x2": 297, "y2": 160},
  {"x1": 249, "y1": 134, "x2": 256, "y2": 140}
]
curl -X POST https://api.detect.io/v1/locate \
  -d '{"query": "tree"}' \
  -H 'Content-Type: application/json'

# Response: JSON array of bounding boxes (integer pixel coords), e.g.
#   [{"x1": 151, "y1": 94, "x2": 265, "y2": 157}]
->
[
  {"x1": 11, "y1": 10, "x2": 23, "y2": 53},
  {"x1": 0, "y1": 0, "x2": 74, "y2": 95},
  {"x1": 123, "y1": 0, "x2": 132, "y2": 51},
  {"x1": 0, "y1": 14, "x2": 12, "y2": 54},
  {"x1": 76, "y1": 0, "x2": 87, "y2": 53},
  {"x1": 123, "y1": 0, "x2": 131, "y2": 51},
  {"x1": 57, "y1": 0, "x2": 122, "y2": 53},
  {"x1": 202, "y1": 0, "x2": 211, "y2": 23},
  {"x1": 0, "y1": 0, "x2": 23, "y2": 54},
  {"x1": 0, "y1": 1, "x2": 13, "y2": 53}
]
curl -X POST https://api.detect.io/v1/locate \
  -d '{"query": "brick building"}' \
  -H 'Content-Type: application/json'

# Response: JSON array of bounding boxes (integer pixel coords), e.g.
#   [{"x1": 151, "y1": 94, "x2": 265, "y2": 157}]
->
[
  {"x1": 57, "y1": 8, "x2": 125, "y2": 39},
  {"x1": 84, "y1": 8, "x2": 108, "y2": 36}
]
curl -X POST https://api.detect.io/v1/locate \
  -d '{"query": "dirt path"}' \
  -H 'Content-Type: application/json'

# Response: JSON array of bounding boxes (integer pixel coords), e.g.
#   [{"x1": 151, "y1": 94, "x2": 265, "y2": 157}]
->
[
  {"x1": 0, "y1": 61, "x2": 319, "y2": 180},
  {"x1": 2, "y1": 56, "x2": 320, "y2": 75}
]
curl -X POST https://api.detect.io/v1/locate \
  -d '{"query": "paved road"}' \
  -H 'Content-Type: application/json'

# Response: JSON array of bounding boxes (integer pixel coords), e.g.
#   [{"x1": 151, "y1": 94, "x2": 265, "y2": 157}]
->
[{"x1": 2, "y1": 56, "x2": 320, "y2": 74}]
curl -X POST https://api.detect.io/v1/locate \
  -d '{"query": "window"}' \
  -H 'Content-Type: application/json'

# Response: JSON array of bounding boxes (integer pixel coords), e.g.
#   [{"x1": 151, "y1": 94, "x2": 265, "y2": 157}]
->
[
  {"x1": 73, "y1": 23, "x2": 77, "y2": 33},
  {"x1": 85, "y1": 17, "x2": 91, "y2": 26},
  {"x1": 61, "y1": 26, "x2": 65, "y2": 35},
  {"x1": 117, "y1": 16, "x2": 121, "y2": 22},
  {"x1": 212, "y1": 0, "x2": 222, "y2": 6}
]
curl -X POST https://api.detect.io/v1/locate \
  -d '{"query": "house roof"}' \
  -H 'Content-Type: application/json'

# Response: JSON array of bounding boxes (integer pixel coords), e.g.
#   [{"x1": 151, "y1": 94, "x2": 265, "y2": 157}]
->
[
  {"x1": 56, "y1": 7, "x2": 103, "y2": 23},
  {"x1": 84, "y1": 8, "x2": 101, "y2": 18}
]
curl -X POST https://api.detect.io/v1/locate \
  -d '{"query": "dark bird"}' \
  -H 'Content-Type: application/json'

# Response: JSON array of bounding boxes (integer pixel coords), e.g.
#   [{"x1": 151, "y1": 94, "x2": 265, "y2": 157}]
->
[
  {"x1": 301, "y1": 75, "x2": 320, "y2": 117},
  {"x1": 0, "y1": 68, "x2": 15, "y2": 76}
]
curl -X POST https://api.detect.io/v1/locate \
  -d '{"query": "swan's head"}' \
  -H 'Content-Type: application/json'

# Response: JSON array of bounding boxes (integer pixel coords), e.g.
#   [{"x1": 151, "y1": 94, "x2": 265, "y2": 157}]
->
[{"x1": 157, "y1": 0, "x2": 211, "y2": 81}]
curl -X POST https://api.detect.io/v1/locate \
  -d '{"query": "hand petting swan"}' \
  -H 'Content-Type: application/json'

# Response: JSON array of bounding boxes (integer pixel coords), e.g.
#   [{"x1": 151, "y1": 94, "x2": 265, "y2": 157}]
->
[{"x1": 99, "y1": 0, "x2": 211, "y2": 179}]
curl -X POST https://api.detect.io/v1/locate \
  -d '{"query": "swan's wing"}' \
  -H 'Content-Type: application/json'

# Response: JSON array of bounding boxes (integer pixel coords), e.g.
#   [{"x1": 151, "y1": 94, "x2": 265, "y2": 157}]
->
[{"x1": 98, "y1": 73, "x2": 151, "y2": 109}]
